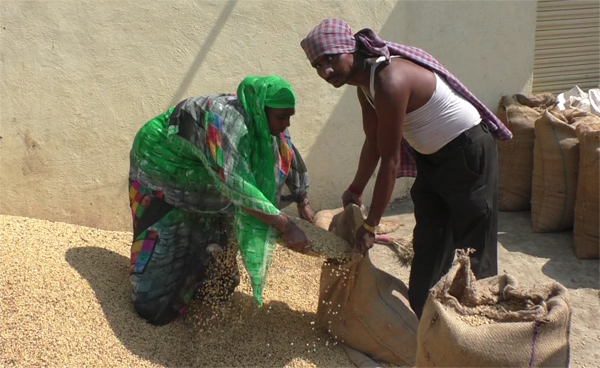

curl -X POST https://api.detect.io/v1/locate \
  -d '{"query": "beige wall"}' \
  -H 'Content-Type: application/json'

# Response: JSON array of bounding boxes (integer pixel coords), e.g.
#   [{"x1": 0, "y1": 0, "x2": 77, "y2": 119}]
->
[{"x1": 0, "y1": 0, "x2": 537, "y2": 231}]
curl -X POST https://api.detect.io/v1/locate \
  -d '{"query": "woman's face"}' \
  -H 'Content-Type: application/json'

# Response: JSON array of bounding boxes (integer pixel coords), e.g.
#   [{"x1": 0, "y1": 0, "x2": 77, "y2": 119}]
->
[{"x1": 266, "y1": 107, "x2": 295, "y2": 136}]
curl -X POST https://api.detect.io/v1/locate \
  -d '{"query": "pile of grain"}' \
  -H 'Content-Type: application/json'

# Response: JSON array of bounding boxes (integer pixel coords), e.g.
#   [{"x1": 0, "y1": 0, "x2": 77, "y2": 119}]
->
[
  {"x1": 0, "y1": 215, "x2": 355, "y2": 368},
  {"x1": 456, "y1": 299, "x2": 532, "y2": 327},
  {"x1": 291, "y1": 217, "x2": 354, "y2": 260}
]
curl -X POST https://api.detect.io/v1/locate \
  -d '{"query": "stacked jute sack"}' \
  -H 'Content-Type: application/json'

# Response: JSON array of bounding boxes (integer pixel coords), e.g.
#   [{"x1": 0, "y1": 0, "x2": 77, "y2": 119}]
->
[
  {"x1": 496, "y1": 94, "x2": 600, "y2": 259},
  {"x1": 417, "y1": 250, "x2": 572, "y2": 367}
]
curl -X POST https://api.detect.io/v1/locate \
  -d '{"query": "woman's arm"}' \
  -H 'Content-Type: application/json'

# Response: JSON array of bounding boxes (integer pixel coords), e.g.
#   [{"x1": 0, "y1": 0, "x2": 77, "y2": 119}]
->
[
  {"x1": 284, "y1": 141, "x2": 314, "y2": 222},
  {"x1": 241, "y1": 207, "x2": 310, "y2": 254}
]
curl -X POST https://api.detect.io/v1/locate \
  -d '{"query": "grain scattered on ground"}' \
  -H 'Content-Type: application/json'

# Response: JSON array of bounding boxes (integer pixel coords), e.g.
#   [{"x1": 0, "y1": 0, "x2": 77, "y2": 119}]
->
[{"x1": 0, "y1": 214, "x2": 354, "y2": 368}]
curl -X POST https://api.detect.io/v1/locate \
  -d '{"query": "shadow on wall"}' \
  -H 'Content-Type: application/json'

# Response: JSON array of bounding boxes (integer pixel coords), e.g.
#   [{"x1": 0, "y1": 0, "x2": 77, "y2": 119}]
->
[
  {"x1": 168, "y1": 0, "x2": 238, "y2": 107},
  {"x1": 65, "y1": 247, "x2": 336, "y2": 367}
]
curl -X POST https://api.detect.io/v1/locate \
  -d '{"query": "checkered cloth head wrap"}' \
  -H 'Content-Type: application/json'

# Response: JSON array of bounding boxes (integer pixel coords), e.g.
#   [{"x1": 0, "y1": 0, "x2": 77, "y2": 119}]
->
[
  {"x1": 300, "y1": 19, "x2": 356, "y2": 63},
  {"x1": 301, "y1": 18, "x2": 397, "y2": 63}
]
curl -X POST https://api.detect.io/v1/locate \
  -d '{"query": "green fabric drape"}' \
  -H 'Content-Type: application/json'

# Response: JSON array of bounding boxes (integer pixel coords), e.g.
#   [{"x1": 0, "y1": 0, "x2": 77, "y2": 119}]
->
[
  {"x1": 130, "y1": 76, "x2": 297, "y2": 306},
  {"x1": 235, "y1": 76, "x2": 296, "y2": 305}
]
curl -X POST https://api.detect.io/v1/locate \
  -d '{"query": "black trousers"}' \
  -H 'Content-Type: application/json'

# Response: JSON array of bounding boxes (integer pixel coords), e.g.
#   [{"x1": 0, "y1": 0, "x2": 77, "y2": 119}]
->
[{"x1": 408, "y1": 123, "x2": 499, "y2": 318}]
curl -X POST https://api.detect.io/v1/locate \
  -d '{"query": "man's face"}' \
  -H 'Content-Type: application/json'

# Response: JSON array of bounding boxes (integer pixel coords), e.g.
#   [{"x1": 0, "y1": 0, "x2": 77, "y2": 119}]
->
[
  {"x1": 311, "y1": 53, "x2": 355, "y2": 88},
  {"x1": 266, "y1": 107, "x2": 295, "y2": 136}
]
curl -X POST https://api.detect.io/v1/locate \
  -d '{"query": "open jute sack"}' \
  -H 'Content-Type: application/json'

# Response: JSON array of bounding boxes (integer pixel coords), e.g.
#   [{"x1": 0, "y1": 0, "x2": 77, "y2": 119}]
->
[
  {"x1": 496, "y1": 93, "x2": 556, "y2": 211},
  {"x1": 573, "y1": 122, "x2": 600, "y2": 259},
  {"x1": 315, "y1": 205, "x2": 418, "y2": 367},
  {"x1": 417, "y1": 251, "x2": 572, "y2": 367},
  {"x1": 313, "y1": 207, "x2": 344, "y2": 231},
  {"x1": 314, "y1": 206, "x2": 403, "y2": 238},
  {"x1": 531, "y1": 108, "x2": 600, "y2": 232}
]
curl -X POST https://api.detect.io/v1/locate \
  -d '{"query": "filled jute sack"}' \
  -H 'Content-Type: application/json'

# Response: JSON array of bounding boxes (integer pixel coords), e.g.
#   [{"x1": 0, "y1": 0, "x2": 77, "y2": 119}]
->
[
  {"x1": 417, "y1": 251, "x2": 572, "y2": 367},
  {"x1": 573, "y1": 123, "x2": 600, "y2": 259},
  {"x1": 531, "y1": 108, "x2": 600, "y2": 232},
  {"x1": 316, "y1": 205, "x2": 418, "y2": 367},
  {"x1": 496, "y1": 93, "x2": 555, "y2": 211},
  {"x1": 314, "y1": 206, "x2": 403, "y2": 235},
  {"x1": 313, "y1": 207, "x2": 344, "y2": 231}
]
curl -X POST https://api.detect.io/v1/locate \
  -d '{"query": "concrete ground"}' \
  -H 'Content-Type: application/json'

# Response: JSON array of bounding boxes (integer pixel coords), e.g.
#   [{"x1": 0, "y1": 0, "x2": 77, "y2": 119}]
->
[{"x1": 369, "y1": 198, "x2": 600, "y2": 368}]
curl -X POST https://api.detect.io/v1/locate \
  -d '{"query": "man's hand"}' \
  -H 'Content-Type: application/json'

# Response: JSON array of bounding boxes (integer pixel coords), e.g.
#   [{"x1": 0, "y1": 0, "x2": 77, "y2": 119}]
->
[
  {"x1": 355, "y1": 224, "x2": 376, "y2": 256},
  {"x1": 297, "y1": 202, "x2": 315, "y2": 223},
  {"x1": 342, "y1": 189, "x2": 363, "y2": 208}
]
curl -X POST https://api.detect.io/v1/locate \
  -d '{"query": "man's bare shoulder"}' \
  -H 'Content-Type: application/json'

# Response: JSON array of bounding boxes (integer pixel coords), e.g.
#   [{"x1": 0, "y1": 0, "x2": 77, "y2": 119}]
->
[
  {"x1": 379, "y1": 58, "x2": 428, "y2": 87},
  {"x1": 376, "y1": 58, "x2": 436, "y2": 110},
  {"x1": 372, "y1": 60, "x2": 411, "y2": 103}
]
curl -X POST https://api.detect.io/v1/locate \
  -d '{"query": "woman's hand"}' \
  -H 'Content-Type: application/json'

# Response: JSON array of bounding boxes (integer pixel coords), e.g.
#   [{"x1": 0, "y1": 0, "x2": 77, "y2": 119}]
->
[
  {"x1": 281, "y1": 223, "x2": 310, "y2": 254},
  {"x1": 272, "y1": 216, "x2": 310, "y2": 254},
  {"x1": 297, "y1": 201, "x2": 315, "y2": 223},
  {"x1": 342, "y1": 188, "x2": 363, "y2": 208}
]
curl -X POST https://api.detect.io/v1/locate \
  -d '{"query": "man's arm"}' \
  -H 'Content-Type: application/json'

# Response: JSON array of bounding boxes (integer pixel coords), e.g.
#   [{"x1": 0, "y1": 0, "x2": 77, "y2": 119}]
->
[
  {"x1": 364, "y1": 73, "x2": 408, "y2": 228},
  {"x1": 349, "y1": 88, "x2": 381, "y2": 192}
]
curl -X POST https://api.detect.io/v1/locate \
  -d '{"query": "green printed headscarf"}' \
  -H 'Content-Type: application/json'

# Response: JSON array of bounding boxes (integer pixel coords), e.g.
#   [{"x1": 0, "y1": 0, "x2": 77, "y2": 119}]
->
[
  {"x1": 130, "y1": 76, "x2": 297, "y2": 306},
  {"x1": 235, "y1": 76, "x2": 297, "y2": 305}
]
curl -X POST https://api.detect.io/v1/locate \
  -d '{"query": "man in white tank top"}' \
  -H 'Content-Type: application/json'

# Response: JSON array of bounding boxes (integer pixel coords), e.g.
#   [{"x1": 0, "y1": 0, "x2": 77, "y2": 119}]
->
[{"x1": 302, "y1": 19, "x2": 508, "y2": 318}]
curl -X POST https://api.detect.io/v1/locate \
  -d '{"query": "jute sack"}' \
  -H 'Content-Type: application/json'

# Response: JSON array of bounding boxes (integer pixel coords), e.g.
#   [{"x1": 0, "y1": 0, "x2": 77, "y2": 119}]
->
[
  {"x1": 531, "y1": 108, "x2": 598, "y2": 232},
  {"x1": 314, "y1": 206, "x2": 403, "y2": 235},
  {"x1": 496, "y1": 94, "x2": 555, "y2": 211},
  {"x1": 417, "y1": 251, "x2": 572, "y2": 367},
  {"x1": 316, "y1": 205, "x2": 418, "y2": 366},
  {"x1": 313, "y1": 207, "x2": 344, "y2": 231},
  {"x1": 573, "y1": 123, "x2": 600, "y2": 259}
]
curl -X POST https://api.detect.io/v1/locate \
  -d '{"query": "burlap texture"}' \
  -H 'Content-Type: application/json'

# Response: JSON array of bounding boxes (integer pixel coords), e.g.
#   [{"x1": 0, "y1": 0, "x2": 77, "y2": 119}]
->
[
  {"x1": 496, "y1": 94, "x2": 555, "y2": 211},
  {"x1": 417, "y1": 251, "x2": 572, "y2": 367},
  {"x1": 313, "y1": 207, "x2": 344, "y2": 231},
  {"x1": 531, "y1": 108, "x2": 599, "y2": 232},
  {"x1": 573, "y1": 123, "x2": 600, "y2": 259},
  {"x1": 316, "y1": 205, "x2": 418, "y2": 366}
]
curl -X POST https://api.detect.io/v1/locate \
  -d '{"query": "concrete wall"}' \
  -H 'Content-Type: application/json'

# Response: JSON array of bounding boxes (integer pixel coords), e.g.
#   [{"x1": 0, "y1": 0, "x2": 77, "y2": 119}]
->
[{"x1": 0, "y1": 0, "x2": 537, "y2": 231}]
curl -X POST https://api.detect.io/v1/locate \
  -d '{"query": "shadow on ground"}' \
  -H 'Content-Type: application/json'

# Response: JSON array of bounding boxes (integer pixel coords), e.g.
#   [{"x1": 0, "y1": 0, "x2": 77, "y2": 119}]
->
[
  {"x1": 379, "y1": 197, "x2": 599, "y2": 291},
  {"x1": 65, "y1": 247, "x2": 335, "y2": 367},
  {"x1": 383, "y1": 197, "x2": 416, "y2": 217},
  {"x1": 497, "y1": 210, "x2": 599, "y2": 290}
]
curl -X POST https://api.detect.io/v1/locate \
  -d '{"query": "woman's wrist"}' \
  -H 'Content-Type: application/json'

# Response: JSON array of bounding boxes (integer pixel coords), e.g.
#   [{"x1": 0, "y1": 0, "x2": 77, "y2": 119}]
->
[
  {"x1": 272, "y1": 215, "x2": 292, "y2": 233},
  {"x1": 295, "y1": 191, "x2": 309, "y2": 206},
  {"x1": 297, "y1": 196, "x2": 310, "y2": 208}
]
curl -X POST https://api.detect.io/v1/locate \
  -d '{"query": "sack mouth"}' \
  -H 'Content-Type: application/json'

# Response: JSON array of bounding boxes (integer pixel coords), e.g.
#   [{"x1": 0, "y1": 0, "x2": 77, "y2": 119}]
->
[{"x1": 431, "y1": 249, "x2": 570, "y2": 325}]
